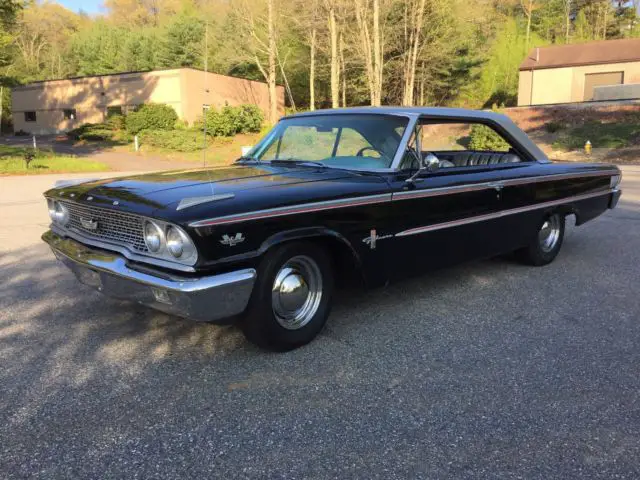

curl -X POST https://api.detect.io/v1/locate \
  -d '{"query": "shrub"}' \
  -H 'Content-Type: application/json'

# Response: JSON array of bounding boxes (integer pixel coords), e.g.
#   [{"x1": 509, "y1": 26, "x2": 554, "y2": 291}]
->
[
  {"x1": 138, "y1": 129, "x2": 203, "y2": 152},
  {"x1": 174, "y1": 118, "x2": 189, "y2": 130},
  {"x1": 204, "y1": 107, "x2": 237, "y2": 137},
  {"x1": 201, "y1": 104, "x2": 264, "y2": 137},
  {"x1": 125, "y1": 103, "x2": 178, "y2": 134},
  {"x1": 67, "y1": 122, "x2": 131, "y2": 142},
  {"x1": 106, "y1": 113, "x2": 126, "y2": 131},
  {"x1": 544, "y1": 121, "x2": 565, "y2": 133},
  {"x1": 67, "y1": 123, "x2": 113, "y2": 141},
  {"x1": 469, "y1": 124, "x2": 510, "y2": 151},
  {"x1": 235, "y1": 104, "x2": 264, "y2": 133}
]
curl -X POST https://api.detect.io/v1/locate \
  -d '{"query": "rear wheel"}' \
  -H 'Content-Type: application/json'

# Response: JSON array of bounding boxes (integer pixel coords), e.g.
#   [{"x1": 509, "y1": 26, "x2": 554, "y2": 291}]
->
[
  {"x1": 516, "y1": 213, "x2": 565, "y2": 266},
  {"x1": 240, "y1": 242, "x2": 334, "y2": 351}
]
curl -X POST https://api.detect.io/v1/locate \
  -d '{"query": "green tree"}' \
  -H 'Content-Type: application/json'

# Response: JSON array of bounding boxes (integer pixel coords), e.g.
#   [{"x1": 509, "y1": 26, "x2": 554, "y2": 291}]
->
[
  {"x1": 156, "y1": 13, "x2": 205, "y2": 68},
  {"x1": 120, "y1": 30, "x2": 158, "y2": 72},
  {"x1": 67, "y1": 21, "x2": 125, "y2": 75},
  {"x1": 0, "y1": 0, "x2": 21, "y2": 68}
]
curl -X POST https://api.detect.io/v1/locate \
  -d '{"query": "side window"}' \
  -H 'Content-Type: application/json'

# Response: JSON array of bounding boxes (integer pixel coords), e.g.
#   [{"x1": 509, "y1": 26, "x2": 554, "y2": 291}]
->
[
  {"x1": 24, "y1": 111, "x2": 37, "y2": 122},
  {"x1": 420, "y1": 122, "x2": 511, "y2": 153},
  {"x1": 418, "y1": 121, "x2": 522, "y2": 168}
]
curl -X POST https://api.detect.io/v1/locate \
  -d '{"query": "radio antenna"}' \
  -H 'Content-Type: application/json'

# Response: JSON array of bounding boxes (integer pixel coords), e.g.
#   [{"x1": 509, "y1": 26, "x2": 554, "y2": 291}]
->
[
  {"x1": 203, "y1": 20, "x2": 208, "y2": 168},
  {"x1": 202, "y1": 20, "x2": 216, "y2": 200}
]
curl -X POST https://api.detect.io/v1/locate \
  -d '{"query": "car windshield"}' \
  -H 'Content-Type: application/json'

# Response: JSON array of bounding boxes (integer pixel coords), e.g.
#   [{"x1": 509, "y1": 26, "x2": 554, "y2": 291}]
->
[{"x1": 249, "y1": 114, "x2": 409, "y2": 169}]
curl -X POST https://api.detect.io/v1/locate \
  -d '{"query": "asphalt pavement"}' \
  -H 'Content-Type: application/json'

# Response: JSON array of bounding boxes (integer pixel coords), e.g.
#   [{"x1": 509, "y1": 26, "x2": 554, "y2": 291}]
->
[{"x1": 1, "y1": 167, "x2": 639, "y2": 479}]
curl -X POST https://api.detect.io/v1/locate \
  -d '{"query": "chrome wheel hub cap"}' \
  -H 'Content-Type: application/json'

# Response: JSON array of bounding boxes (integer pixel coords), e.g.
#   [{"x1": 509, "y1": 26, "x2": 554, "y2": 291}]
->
[
  {"x1": 272, "y1": 255, "x2": 323, "y2": 330},
  {"x1": 538, "y1": 215, "x2": 561, "y2": 253}
]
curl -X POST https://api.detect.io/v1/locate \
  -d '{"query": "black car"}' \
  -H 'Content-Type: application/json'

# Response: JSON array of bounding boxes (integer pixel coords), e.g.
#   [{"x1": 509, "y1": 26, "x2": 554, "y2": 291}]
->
[{"x1": 43, "y1": 107, "x2": 622, "y2": 350}]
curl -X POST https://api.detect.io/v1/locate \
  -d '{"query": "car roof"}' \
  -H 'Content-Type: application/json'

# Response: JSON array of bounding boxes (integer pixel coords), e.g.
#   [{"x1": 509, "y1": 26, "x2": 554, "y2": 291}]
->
[{"x1": 284, "y1": 106, "x2": 507, "y2": 122}]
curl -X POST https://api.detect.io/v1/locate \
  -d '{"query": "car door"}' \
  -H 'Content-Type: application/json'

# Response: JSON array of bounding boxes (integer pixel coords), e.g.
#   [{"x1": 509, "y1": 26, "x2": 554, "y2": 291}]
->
[
  {"x1": 381, "y1": 120, "x2": 521, "y2": 278},
  {"x1": 384, "y1": 167, "x2": 506, "y2": 278}
]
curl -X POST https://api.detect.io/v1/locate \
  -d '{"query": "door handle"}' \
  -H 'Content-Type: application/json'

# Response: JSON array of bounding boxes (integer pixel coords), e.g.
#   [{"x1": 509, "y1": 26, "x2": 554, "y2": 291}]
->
[{"x1": 487, "y1": 181, "x2": 504, "y2": 192}]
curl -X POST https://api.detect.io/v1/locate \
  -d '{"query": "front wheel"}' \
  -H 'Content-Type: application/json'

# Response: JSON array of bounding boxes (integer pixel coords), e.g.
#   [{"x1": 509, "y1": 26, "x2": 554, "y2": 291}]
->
[
  {"x1": 516, "y1": 213, "x2": 565, "y2": 266},
  {"x1": 240, "y1": 242, "x2": 334, "y2": 351}
]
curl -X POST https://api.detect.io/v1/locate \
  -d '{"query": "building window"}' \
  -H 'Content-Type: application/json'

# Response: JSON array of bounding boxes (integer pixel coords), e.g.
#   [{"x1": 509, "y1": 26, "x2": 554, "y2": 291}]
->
[
  {"x1": 63, "y1": 109, "x2": 76, "y2": 120},
  {"x1": 106, "y1": 106, "x2": 123, "y2": 117},
  {"x1": 24, "y1": 111, "x2": 36, "y2": 122}
]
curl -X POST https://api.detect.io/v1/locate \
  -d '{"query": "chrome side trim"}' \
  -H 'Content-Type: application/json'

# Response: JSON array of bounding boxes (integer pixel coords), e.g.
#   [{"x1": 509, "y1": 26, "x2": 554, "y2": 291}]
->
[
  {"x1": 392, "y1": 171, "x2": 617, "y2": 202},
  {"x1": 189, "y1": 193, "x2": 392, "y2": 228},
  {"x1": 500, "y1": 170, "x2": 618, "y2": 187},
  {"x1": 50, "y1": 224, "x2": 196, "y2": 272},
  {"x1": 392, "y1": 181, "x2": 498, "y2": 201},
  {"x1": 395, "y1": 188, "x2": 613, "y2": 237}
]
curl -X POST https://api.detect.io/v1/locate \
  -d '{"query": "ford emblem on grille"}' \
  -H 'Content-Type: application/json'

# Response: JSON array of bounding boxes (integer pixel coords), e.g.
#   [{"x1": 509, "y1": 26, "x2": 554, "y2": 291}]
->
[{"x1": 80, "y1": 217, "x2": 99, "y2": 231}]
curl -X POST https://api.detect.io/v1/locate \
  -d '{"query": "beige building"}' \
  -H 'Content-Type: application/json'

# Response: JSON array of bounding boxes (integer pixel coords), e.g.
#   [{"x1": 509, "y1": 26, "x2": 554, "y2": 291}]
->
[
  {"x1": 518, "y1": 38, "x2": 640, "y2": 106},
  {"x1": 12, "y1": 68, "x2": 285, "y2": 134}
]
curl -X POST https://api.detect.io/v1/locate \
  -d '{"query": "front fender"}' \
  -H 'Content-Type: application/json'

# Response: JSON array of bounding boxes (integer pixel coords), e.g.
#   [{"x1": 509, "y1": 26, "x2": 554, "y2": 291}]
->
[
  {"x1": 260, "y1": 227, "x2": 360, "y2": 262},
  {"x1": 258, "y1": 227, "x2": 364, "y2": 284}
]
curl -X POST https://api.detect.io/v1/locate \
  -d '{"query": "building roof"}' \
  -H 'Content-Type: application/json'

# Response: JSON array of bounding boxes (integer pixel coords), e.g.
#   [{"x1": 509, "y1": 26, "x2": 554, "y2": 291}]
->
[
  {"x1": 12, "y1": 67, "x2": 277, "y2": 90},
  {"x1": 519, "y1": 38, "x2": 640, "y2": 71}
]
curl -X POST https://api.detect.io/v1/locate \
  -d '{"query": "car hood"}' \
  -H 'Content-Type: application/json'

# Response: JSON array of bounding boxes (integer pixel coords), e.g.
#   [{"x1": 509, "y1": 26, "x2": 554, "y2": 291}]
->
[{"x1": 46, "y1": 164, "x2": 368, "y2": 217}]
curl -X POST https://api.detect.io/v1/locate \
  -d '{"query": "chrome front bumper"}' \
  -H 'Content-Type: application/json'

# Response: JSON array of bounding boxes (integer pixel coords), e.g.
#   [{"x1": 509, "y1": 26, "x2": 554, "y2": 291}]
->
[{"x1": 42, "y1": 230, "x2": 256, "y2": 323}]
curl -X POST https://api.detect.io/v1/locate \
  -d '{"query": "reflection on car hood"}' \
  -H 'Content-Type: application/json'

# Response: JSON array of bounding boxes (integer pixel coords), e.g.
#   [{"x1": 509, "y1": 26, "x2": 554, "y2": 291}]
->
[{"x1": 47, "y1": 164, "x2": 358, "y2": 214}]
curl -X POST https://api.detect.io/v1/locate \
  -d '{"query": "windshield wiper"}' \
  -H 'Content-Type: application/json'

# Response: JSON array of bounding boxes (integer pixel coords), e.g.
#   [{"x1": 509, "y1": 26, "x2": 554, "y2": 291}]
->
[
  {"x1": 234, "y1": 156, "x2": 261, "y2": 164},
  {"x1": 269, "y1": 158, "x2": 328, "y2": 168}
]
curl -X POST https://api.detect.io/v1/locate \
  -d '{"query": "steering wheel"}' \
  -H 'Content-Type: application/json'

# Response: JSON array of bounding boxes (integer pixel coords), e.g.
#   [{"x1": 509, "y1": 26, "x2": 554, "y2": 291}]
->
[{"x1": 356, "y1": 146, "x2": 387, "y2": 158}]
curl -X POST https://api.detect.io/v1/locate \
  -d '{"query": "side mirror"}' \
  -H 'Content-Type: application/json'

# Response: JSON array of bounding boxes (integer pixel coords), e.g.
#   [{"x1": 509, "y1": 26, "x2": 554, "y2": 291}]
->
[
  {"x1": 423, "y1": 153, "x2": 440, "y2": 172},
  {"x1": 405, "y1": 152, "x2": 440, "y2": 186}
]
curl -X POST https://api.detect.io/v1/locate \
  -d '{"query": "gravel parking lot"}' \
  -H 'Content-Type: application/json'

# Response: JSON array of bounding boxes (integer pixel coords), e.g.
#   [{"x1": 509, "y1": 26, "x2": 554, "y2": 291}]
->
[{"x1": 1, "y1": 167, "x2": 639, "y2": 479}]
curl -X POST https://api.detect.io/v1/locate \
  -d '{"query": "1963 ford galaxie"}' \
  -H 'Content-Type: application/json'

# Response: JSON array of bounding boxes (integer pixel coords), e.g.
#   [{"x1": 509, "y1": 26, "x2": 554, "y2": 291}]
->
[{"x1": 43, "y1": 107, "x2": 622, "y2": 350}]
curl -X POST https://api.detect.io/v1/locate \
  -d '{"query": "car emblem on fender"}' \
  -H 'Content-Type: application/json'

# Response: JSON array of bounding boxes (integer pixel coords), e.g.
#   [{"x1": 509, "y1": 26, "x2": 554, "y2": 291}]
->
[
  {"x1": 363, "y1": 229, "x2": 394, "y2": 249},
  {"x1": 80, "y1": 217, "x2": 98, "y2": 231},
  {"x1": 220, "y1": 233, "x2": 245, "y2": 246}
]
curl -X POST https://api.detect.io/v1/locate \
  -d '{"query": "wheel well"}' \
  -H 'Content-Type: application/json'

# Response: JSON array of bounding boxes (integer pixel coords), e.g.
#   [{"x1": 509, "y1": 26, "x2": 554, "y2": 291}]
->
[
  {"x1": 553, "y1": 205, "x2": 579, "y2": 225},
  {"x1": 310, "y1": 236, "x2": 363, "y2": 287}
]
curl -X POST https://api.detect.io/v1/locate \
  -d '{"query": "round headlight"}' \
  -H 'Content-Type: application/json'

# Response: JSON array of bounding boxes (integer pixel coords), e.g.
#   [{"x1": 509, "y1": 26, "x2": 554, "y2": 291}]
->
[
  {"x1": 166, "y1": 227, "x2": 184, "y2": 258},
  {"x1": 47, "y1": 199, "x2": 57, "y2": 222},
  {"x1": 144, "y1": 221, "x2": 163, "y2": 253},
  {"x1": 165, "y1": 226, "x2": 197, "y2": 261},
  {"x1": 56, "y1": 202, "x2": 69, "y2": 226},
  {"x1": 48, "y1": 199, "x2": 69, "y2": 226}
]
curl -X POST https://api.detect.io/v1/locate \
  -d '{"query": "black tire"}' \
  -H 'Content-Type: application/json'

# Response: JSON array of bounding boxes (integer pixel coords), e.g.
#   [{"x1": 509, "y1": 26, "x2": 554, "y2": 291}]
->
[
  {"x1": 516, "y1": 212, "x2": 565, "y2": 266},
  {"x1": 240, "y1": 242, "x2": 334, "y2": 351}
]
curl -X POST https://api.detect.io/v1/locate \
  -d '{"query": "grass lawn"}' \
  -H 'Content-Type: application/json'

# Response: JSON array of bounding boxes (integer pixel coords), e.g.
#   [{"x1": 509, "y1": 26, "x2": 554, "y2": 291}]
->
[
  {"x1": 0, "y1": 146, "x2": 110, "y2": 175},
  {"x1": 552, "y1": 121, "x2": 640, "y2": 151}
]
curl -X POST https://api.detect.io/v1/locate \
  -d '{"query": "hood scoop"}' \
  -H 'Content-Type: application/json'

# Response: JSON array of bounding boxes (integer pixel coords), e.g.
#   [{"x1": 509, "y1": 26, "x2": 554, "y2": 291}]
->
[{"x1": 176, "y1": 193, "x2": 236, "y2": 211}]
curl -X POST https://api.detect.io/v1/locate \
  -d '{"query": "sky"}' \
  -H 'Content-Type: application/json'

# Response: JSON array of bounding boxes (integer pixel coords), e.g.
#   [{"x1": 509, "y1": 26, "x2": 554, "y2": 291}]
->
[{"x1": 56, "y1": 0, "x2": 103, "y2": 15}]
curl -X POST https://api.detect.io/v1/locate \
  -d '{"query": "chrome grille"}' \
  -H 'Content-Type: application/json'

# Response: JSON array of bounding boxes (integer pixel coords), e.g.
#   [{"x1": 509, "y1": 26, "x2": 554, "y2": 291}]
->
[{"x1": 61, "y1": 201, "x2": 148, "y2": 253}]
